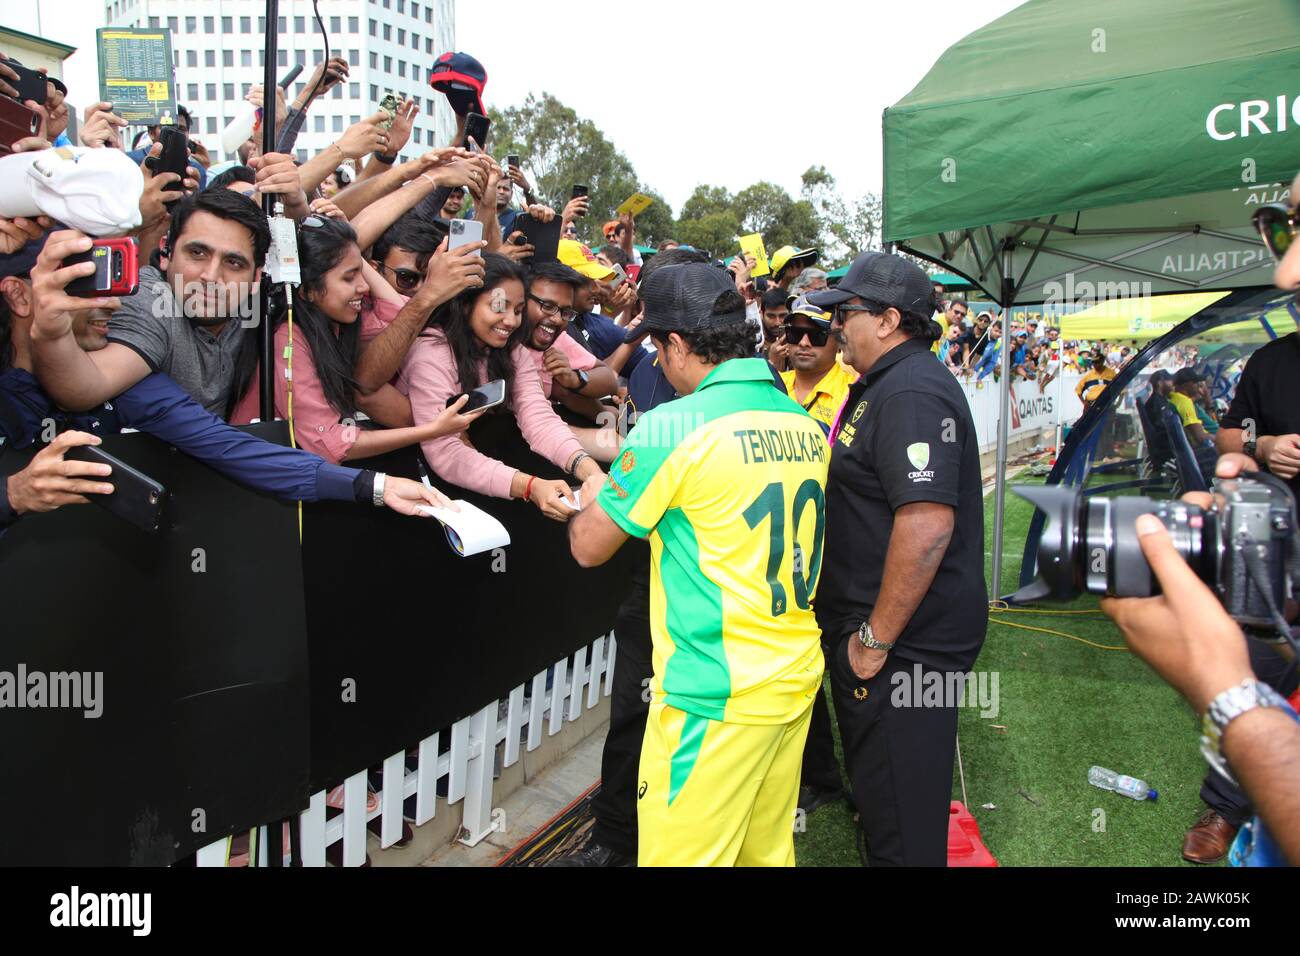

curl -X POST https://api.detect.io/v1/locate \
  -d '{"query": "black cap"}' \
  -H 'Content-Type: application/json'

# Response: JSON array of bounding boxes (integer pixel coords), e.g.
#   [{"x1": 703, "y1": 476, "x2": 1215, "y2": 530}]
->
[
  {"x1": 1148, "y1": 369, "x2": 1172, "y2": 385},
  {"x1": 625, "y1": 262, "x2": 747, "y2": 344},
  {"x1": 805, "y1": 250, "x2": 933, "y2": 315},
  {"x1": 1172, "y1": 367, "x2": 1203, "y2": 386}
]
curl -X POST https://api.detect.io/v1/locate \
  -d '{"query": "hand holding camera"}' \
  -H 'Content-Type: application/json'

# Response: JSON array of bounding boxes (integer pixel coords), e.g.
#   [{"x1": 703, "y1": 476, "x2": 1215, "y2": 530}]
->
[{"x1": 29, "y1": 229, "x2": 125, "y2": 341}]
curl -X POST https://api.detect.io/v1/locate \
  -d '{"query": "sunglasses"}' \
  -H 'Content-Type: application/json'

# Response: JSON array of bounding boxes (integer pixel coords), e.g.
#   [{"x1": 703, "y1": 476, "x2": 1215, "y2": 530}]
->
[
  {"x1": 1252, "y1": 203, "x2": 1296, "y2": 262},
  {"x1": 782, "y1": 323, "x2": 831, "y2": 347},
  {"x1": 379, "y1": 262, "x2": 423, "y2": 292},
  {"x1": 834, "y1": 303, "x2": 876, "y2": 324},
  {"x1": 528, "y1": 293, "x2": 577, "y2": 322}
]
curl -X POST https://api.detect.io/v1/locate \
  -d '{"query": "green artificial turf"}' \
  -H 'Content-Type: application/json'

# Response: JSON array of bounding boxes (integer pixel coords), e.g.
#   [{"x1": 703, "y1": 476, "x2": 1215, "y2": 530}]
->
[{"x1": 795, "y1": 470, "x2": 1217, "y2": 867}]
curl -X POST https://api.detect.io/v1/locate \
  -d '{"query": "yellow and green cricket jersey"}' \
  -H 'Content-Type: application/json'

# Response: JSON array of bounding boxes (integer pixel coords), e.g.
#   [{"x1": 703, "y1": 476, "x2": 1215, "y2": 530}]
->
[{"x1": 597, "y1": 358, "x2": 830, "y2": 726}]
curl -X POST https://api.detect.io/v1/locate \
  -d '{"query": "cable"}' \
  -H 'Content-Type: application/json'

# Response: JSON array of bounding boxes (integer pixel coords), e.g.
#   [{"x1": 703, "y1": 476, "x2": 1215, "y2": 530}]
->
[
  {"x1": 987, "y1": 614, "x2": 1129, "y2": 650},
  {"x1": 301, "y1": 1, "x2": 331, "y2": 110}
]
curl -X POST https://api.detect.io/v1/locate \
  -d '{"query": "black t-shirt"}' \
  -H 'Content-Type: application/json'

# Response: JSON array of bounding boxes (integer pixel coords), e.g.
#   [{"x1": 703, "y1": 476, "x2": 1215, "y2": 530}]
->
[
  {"x1": 959, "y1": 330, "x2": 987, "y2": 362},
  {"x1": 815, "y1": 338, "x2": 989, "y2": 672},
  {"x1": 1221, "y1": 331, "x2": 1300, "y2": 498},
  {"x1": 1143, "y1": 392, "x2": 1174, "y2": 465}
]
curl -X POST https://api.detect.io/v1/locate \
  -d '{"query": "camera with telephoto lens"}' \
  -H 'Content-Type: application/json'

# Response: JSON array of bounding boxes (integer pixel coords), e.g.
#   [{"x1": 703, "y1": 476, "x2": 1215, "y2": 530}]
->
[{"x1": 1014, "y1": 474, "x2": 1299, "y2": 631}]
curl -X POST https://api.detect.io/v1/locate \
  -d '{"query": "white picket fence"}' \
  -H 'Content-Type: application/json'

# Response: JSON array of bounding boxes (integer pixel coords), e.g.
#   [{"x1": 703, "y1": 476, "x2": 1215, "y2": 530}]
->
[{"x1": 195, "y1": 632, "x2": 617, "y2": 867}]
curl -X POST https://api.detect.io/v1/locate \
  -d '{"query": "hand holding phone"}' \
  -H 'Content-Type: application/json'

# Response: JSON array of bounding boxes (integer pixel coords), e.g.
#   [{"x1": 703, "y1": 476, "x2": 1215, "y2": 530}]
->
[
  {"x1": 448, "y1": 218, "x2": 485, "y2": 256},
  {"x1": 64, "y1": 237, "x2": 139, "y2": 298},
  {"x1": 446, "y1": 378, "x2": 506, "y2": 412}
]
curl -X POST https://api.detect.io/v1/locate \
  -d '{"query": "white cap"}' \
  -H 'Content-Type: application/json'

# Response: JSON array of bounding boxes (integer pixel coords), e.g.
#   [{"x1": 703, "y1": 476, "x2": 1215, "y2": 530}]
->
[{"x1": 0, "y1": 147, "x2": 144, "y2": 236}]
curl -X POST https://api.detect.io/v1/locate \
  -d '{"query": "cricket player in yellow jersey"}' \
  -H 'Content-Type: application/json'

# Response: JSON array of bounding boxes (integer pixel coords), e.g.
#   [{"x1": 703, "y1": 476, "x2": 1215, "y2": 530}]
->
[{"x1": 569, "y1": 262, "x2": 829, "y2": 866}]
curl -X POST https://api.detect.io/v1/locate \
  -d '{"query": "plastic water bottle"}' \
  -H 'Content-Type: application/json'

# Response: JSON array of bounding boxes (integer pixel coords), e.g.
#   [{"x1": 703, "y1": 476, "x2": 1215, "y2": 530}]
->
[{"x1": 1088, "y1": 765, "x2": 1157, "y2": 801}]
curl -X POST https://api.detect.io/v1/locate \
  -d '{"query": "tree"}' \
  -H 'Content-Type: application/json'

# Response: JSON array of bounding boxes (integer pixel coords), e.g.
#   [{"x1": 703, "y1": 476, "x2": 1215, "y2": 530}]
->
[
  {"x1": 800, "y1": 165, "x2": 882, "y2": 267},
  {"x1": 486, "y1": 93, "x2": 675, "y2": 247},
  {"x1": 672, "y1": 181, "x2": 820, "y2": 260}
]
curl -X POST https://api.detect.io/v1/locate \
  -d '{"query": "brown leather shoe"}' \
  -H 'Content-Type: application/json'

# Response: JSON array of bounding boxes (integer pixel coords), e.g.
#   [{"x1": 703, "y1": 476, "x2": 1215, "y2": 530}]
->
[{"x1": 1182, "y1": 810, "x2": 1238, "y2": 864}]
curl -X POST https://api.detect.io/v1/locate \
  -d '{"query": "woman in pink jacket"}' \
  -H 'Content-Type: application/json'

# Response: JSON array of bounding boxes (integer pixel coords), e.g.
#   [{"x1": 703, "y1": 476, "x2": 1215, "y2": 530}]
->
[
  {"x1": 399, "y1": 254, "x2": 604, "y2": 521},
  {"x1": 232, "y1": 215, "x2": 482, "y2": 462}
]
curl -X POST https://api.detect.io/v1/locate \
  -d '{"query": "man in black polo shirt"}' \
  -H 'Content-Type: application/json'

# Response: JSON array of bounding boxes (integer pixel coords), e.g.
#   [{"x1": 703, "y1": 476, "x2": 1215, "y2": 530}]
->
[{"x1": 806, "y1": 251, "x2": 987, "y2": 867}]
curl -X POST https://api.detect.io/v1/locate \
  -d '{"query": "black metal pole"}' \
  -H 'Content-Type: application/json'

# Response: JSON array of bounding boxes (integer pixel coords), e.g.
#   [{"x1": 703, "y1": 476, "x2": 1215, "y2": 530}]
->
[{"x1": 258, "y1": 0, "x2": 280, "y2": 423}]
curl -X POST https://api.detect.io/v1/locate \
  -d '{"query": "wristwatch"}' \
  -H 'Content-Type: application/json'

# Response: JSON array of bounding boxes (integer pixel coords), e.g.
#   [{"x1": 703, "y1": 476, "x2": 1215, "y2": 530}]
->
[
  {"x1": 856, "y1": 621, "x2": 895, "y2": 652},
  {"x1": 1243, "y1": 437, "x2": 1258, "y2": 461},
  {"x1": 569, "y1": 368, "x2": 590, "y2": 391},
  {"x1": 1200, "y1": 678, "x2": 1294, "y2": 783},
  {"x1": 372, "y1": 472, "x2": 387, "y2": 507}
]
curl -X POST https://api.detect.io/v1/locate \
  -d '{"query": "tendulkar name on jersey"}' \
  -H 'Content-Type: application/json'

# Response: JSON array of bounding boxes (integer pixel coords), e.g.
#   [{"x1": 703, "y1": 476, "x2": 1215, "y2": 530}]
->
[{"x1": 598, "y1": 358, "x2": 831, "y2": 726}]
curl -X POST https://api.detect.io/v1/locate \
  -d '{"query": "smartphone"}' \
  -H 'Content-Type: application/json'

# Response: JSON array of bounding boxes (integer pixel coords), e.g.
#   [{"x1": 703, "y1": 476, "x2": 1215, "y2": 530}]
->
[
  {"x1": 609, "y1": 263, "x2": 628, "y2": 291},
  {"x1": 448, "y1": 218, "x2": 484, "y2": 255},
  {"x1": 63, "y1": 444, "x2": 169, "y2": 534},
  {"x1": 514, "y1": 213, "x2": 561, "y2": 263},
  {"x1": 8, "y1": 61, "x2": 48, "y2": 105},
  {"x1": 155, "y1": 125, "x2": 189, "y2": 191},
  {"x1": 0, "y1": 96, "x2": 40, "y2": 151},
  {"x1": 65, "y1": 238, "x2": 139, "y2": 298},
  {"x1": 446, "y1": 378, "x2": 506, "y2": 412},
  {"x1": 507, "y1": 154, "x2": 520, "y2": 170},
  {"x1": 463, "y1": 112, "x2": 490, "y2": 151}
]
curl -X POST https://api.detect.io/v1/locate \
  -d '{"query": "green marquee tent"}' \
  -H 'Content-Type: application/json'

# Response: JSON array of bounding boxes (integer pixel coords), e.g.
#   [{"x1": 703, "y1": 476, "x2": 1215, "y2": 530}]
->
[{"x1": 881, "y1": 0, "x2": 1300, "y2": 598}]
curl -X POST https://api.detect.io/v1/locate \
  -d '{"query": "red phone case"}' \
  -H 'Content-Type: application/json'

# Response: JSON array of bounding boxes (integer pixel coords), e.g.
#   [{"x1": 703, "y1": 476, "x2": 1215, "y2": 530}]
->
[
  {"x1": 65, "y1": 238, "x2": 139, "y2": 298},
  {"x1": 0, "y1": 97, "x2": 41, "y2": 151}
]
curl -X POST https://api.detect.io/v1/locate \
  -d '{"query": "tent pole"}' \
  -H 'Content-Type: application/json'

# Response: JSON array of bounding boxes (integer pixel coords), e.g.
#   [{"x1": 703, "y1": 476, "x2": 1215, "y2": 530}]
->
[{"x1": 989, "y1": 241, "x2": 1015, "y2": 600}]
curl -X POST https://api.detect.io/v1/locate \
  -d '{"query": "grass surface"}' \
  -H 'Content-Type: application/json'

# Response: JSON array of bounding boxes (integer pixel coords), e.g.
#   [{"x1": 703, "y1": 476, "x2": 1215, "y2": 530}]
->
[{"x1": 795, "y1": 469, "x2": 1215, "y2": 867}]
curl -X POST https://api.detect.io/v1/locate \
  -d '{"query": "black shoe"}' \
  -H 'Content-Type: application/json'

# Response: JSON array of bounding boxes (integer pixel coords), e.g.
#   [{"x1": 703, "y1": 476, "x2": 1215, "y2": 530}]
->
[
  {"x1": 549, "y1": 841, "x2": 634, "y2": 867},
  {"x1": 798, "y1": 784, "x2": 845, "y2": 815}
]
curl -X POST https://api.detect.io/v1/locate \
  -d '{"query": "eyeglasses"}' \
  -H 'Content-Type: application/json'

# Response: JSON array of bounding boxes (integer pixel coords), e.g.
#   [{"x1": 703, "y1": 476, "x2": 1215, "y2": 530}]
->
[
  {"x1": 782, "y1": 323, "x2": 831, "y2": 347},
  {"x1": 1252, "y1": 203, "x2": 1296, "y2": 262},
  {"x1": 834, "y1": 303, "x2": 876, "y2": 324},
  {"x1": 528, "y1": 293, "x2": 577, "y2": 322},
  {"x1": 379, "y1": 262, "x2": 423, "y2": 292}
]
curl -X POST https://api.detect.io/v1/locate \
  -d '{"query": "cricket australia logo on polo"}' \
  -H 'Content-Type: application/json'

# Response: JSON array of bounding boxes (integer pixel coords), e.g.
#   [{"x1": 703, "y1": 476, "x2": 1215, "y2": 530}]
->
[{"x1": 907, "y1": 442, "x2": 934, "y2": 482}]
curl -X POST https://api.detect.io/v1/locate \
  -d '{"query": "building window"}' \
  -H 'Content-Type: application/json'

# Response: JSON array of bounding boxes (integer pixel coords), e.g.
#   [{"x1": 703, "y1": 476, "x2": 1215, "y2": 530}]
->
[
  {"x1": 314, "y1": 116, "x2": 325, "y2": 133},
  {"x1": 425, "y1": 98, "x2": 434, "y2": 115},
  {"x1": 348, "y1": 49, "x2": 359, "y2": 66},
  {"x1": 184, "y1": 16, "x2": 195, "y2": 31},
  {"x1": 426, "y1": 7, "x2": 432, "y2": 22},
  {"x1": 383, "y1": 24, "x2": 391, "y2": 40},
  {"x1": 258, "y1": 50, "x2": 265, "y2": 67},
  {"x1": 278, "y1": 49, "x2": 288, "y2": 66},
  {"x1": 349, "y1": 83, "x2": 360, "y2": 99},
  {"x1": 206, "y1": 117, "x2": 217, "y2": 135},
  {"x1": 426, "y1": 37, "x2": 433, "y2": 55},
  {"x1": 348, "y1": 16, "x2": 359, "y2": 32},
  {"x1": 398, "y1": 29, "x2": 405, "y2": 45},
  {"x1": 351, "y1": 115, "x2": 360, "y2": 125},
  {"x1": 412, "y1": 4, "x2": 420, "y2": 20},
  {"x1": 369, "y1": 52, "x2": 378, "y2": 69},
  {"x1": 277, "y1": 16, "x2": 286, "y2": 32},
  {"x1": 295, "y1": 50, "x2": 306, "y2": 66},
  {"x1": 187, "y1": 83, "x2": 199, "y2": 101},
  {"x1": 370, "y1": 84, "x2": 379, "y2": 101},
  {"x1": 369, "y1": 19, "x2": 377, "y2": 36},
  {"x1": 332, "y1": 84, "x2": 342, "y2": 99},
  {"x1": 383, "y1": 56, "x2": 392, "y2": 72},
  {"x1": 294, "y1": 16, "x2": 305, "y2": 32},
  {"x1": 186, "y1": 50, "x2": 197, "y2": 67},
  {"x1": 205, "y1": 50, "x2": 215, "y2": 67},
  {"x1": 241, "y1": 16, "x2": 251, "y2": 32},
  {"x1": 241, "y1": 51, "x2": 252, "y2": 67},
  {"x1": 221, "y1": 50, "x2": 231, "y2": 67},
  {"x1": 398, "y1": 0, "x2": 405, "y2": 12},
  {"x1": 412, "y1": 33, "x2": 419, "y2": 50},
  {"x1": 258, "y1": 16, "x2": 265, "y2": 32},
  {"x1": 168, "y1": 17, "x2": 178, "y2": 32},
  {"x1": 333, "y1": 115, "x2": 344, "y2": 133},
  {"x1": 398, "y1": 61, "x2": 406, "y2": 79},
  {"x1": 148, "y1": 15, "x2": 159, "y2": 27},
  {"x1": 205, "y1": 83, "x2": 216, "y2": 100},
  {"x1": 314, "y1": 50, "x2": 324, "y2": 65},
  {"x1": 223, "y1": 83, "x2": 235, "y2": 101},
  {"x1": 222, "y1": 16, "x2": 232, "y2": 32},
  {"x1": 297, "y1": 149, "x2": 308, "y2": 163}
]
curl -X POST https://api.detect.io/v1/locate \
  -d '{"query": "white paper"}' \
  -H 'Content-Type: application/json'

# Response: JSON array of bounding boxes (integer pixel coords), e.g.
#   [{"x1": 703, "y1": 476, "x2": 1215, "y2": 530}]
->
[{"x1": 416, "y1": 500, "x2": 510, "y2": 557}]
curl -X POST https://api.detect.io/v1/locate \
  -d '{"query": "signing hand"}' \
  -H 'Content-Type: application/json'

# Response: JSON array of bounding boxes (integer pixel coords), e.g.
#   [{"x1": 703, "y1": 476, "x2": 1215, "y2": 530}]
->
[{"x1": 530, "y1": 477, "x2": 581, "y2": 522}]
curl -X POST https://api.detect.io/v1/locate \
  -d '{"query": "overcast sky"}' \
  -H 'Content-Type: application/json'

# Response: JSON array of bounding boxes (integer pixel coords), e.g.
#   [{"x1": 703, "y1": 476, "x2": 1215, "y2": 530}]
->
[{"x1": 5, "y1": 0, "x2": 1024, "y2": 213}]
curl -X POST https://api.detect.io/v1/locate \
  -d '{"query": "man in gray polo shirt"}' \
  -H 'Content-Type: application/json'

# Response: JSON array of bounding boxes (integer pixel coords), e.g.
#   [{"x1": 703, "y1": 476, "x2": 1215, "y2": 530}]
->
[{"x1": 31, "y1": 188, "x2": 270, "y2": 418}]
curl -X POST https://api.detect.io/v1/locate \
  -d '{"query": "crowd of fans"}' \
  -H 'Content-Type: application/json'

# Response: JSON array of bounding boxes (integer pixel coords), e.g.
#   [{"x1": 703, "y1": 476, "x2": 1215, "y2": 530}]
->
[{"x1": 1, "y1": 39, "x2": 1298, "y2": 871}]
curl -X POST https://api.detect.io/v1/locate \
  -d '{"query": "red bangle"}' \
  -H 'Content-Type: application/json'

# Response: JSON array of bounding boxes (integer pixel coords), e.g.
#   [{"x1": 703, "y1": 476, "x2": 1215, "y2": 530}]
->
[{"x1": 524, "y1": 475, "x2": 536, "y2": 503}]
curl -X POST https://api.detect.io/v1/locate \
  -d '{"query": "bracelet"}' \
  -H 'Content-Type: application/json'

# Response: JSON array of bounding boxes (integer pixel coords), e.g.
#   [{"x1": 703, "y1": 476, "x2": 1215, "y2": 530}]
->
[
  {"x1": 523, "y1": 475, "x2": 536, "y2": 503},
  {"x1": 567, "y1": 451, "x2": 592, "y2": 479}
]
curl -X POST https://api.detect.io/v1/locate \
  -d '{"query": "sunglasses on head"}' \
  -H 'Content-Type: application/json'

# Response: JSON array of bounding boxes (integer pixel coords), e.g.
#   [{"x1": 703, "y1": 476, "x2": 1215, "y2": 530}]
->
[
  {"x1": 1252, "y1": 203, "x2": 1296, "y2": 262},
  {"x1": 782, "y1": 323, "x2": 831, "y2": 347},
  {"x1": 380, "y1": 263, "x2": 423, "y2": 292}
]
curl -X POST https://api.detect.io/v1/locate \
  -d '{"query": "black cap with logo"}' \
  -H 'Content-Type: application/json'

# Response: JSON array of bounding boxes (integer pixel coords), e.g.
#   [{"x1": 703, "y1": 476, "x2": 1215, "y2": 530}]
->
[
  {"x1": 806, "y1": 251, "x2": 935, "y2": 317},
  {"x1": 624, "y1": 262, "x2": 748, "y2": 344}
]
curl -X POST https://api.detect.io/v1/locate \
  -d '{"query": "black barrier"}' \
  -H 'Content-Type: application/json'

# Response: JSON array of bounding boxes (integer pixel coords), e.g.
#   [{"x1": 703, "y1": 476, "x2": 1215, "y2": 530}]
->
[
  {"x1": 0, "y1": 416, "x2": 635, "y2": 864},
  {"x1": 0, "y1": 423, "x2": 309, "y2": 866},
  {"x1": 303, "y1": 413, "x2": 638, "y2": 790}
]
